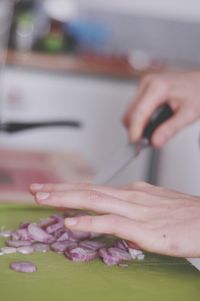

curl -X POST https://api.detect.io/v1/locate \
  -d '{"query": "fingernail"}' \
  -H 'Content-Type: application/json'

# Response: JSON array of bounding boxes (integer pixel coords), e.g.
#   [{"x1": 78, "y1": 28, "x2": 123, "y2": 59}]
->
[
  {"x1": 30, "y1": 183, "x2": 44, "y2": 191},
  {"x1": 36, "y1": 192, "x2": 50, "y2": 201},
  {"x1": 65, "y1": 218, "x2": 78, "y2": 227}
]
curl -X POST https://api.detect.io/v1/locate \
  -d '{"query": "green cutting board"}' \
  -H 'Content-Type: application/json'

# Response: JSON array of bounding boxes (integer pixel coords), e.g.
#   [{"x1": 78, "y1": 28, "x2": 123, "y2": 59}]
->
[{"x1": 0, "y1": 205, "x2": 199, "y2": 301}]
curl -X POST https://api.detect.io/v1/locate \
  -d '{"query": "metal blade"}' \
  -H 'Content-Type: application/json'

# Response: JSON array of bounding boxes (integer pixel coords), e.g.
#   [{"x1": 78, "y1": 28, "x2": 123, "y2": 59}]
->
[
  {"x1": 187, "y1": 258, "x2": 200, "y2": 271},
  {"x1": 93, "y1": 143, "x2": 139, "y2": 185}
]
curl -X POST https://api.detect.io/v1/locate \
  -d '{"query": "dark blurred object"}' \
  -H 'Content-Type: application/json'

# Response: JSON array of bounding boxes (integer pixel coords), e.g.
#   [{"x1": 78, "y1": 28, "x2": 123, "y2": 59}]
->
[{"x1": 0, "y1": 119, "x2": 82, "y2": 134}]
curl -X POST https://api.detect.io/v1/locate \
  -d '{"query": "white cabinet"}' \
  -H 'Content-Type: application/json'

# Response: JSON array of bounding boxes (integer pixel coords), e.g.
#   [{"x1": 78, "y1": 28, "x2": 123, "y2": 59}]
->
[
  {"x1": 0, "y1": 67, "x2": 151, "y2": 184},
  {"x1": 156, "y1": 121, "x2": 200, "y2": 196}
]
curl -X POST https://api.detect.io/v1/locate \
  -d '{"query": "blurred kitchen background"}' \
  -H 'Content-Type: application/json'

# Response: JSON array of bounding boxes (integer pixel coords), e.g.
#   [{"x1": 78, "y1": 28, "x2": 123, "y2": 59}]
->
[{"x1": 0, "y1": 0, "x2": 200, "y2": 202}]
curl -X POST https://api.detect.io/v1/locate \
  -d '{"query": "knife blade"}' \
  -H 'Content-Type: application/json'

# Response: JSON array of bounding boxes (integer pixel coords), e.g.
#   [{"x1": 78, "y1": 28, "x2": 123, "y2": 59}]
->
[{"x1": 94, "y1": 104, "x2": 173, "y2": 185}]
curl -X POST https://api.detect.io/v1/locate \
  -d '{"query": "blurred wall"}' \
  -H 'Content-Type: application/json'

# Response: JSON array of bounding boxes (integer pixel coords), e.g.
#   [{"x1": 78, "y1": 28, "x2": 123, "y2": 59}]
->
[{"x1": 80, "y1": 0, "x2": 200, "y2": 22}]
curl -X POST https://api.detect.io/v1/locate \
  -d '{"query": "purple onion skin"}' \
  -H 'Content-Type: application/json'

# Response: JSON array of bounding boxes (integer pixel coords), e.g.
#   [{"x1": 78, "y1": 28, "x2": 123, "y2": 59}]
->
[
  {"x1": 65, "y1": 247, "x2": 98, "y2": 262},
  {"x1": 10, "y1": 262, "x2": 37, "y2": 273}
]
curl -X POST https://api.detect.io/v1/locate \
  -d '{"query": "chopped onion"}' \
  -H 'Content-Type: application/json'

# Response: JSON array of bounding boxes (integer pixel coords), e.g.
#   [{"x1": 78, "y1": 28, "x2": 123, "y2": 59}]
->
[
  {"x1": 1, "y1": 212, "x2": 145, "y2": 273},
  {"x1": 46, "y1": 221, "x2": 64, "y2": 234},
  {"x1": 108, "y1": 247, "x2": 132, "y2": 261},
  {"x1": 10, "y1": 261, "x2": 37, "y2": 273},
  {"x1": 69, "y1": 230, "x2": 90, "y2": 241},
  {"x1": 6, "y1": 240, "x2": 32, "y2": 248},
  {"x1": 28, "y1": 223, "x2": 54, "y2": 244},
  {"x1": 99, "y1": 248, "x2": 120, "y2": 266},
  {"x1": 51, "y1": 241, "x2": 77, "y2": 253},
  {"x1": 19, "y1": 222, "x2": 30, "y2": 229},
  {"x1": 0, "y1": 247, "x2": 17, "y2": 254},
  {"x1": 32, "y1": 243, "x2": 50, "y2": 253},
  {"x1": 0, "y1": 230, "x2": 12, "y2": 238},
  {"x1": 17, "y1": 246, "x2": 34, "y2": 254},
  {"x1": 38, "y1": 217, "x2": 55, "y2": 229},
  {"x1": 56, "y1": 231, "x2": 69, "y2": 242},
  {"x1": 65, "y1": 247, "x2": 98, "y2": 262},
  {"x1": 79, "y1": 240, "x2": 106, "y2": 251}
]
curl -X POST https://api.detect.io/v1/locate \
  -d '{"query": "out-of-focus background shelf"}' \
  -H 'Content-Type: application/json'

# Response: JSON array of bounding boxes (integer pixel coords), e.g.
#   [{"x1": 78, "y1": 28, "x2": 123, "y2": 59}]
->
[{"x1": 6, "y1": 50, "x2": 164, "y2": 78}]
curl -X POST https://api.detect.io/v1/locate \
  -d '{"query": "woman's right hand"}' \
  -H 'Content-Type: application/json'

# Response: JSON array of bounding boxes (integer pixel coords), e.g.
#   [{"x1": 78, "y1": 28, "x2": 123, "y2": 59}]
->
[{"x1": 123, "y1": 71, "x2": 200, "y2": 148}]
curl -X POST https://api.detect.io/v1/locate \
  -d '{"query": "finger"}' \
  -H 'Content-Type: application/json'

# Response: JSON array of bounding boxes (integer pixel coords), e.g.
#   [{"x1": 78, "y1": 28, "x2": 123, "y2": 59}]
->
[
  {"x1": 30, "y1": 183, "x2": 70, "y2": 194},
  {"x1": 123, "y1": 77, "x2": 152, "y2": 128},
  {"x1": 152, "y1": 106, "x2": 197, "y2": 148},
  {"x1": 64, "y1": 214, "x2": 147, "y2": 247},
  {"x1": 128, "y1": 80, "x2": 168, "y2": 142},
  {"x1": 35, "y1": 189, "x2": 150, "y2": 221},
  {"x1": 30, "y1": 182, "x2": 131, "y2": 200}
]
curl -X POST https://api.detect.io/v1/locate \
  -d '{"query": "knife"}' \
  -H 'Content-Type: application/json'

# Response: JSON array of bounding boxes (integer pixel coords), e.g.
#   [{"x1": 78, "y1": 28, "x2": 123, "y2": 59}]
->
[{"x1": 94, "y1": 104, "x2": 173, "y2": 185}]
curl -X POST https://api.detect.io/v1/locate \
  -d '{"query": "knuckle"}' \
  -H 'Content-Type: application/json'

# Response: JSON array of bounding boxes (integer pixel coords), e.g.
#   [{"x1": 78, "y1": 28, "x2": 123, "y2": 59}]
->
[
  {"x1": 131, "y1": 181, "x2": 148, "y2": 189},
  {"x1": 76, "y1": 182, "x2": 92, "y2": 190},
  {"x1": 142, "y1": 74, "x2": 154, "y2": 84},
  {"x1": 151, "y1": 77, "x2": 168, "y2": 93},
  {"x1": 105, "y1": 215, "x2": 119, "y2": 235},
  {"x1": 87, "y1": 190, "x2": 104, "y2": 205}
]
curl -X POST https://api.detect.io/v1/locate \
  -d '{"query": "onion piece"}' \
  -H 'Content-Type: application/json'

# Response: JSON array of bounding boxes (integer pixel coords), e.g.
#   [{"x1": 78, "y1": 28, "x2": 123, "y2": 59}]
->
[
  {"x1": 10, "y1": 261, "x2": 37, "y2": 273},
  {"x1": 108, "y1": 247, "x2": 132, "y2": 261},
  {"x1": 56, "y1": 231, "x2": 69, "y2": 242},
  {"x1": 69, "y1": 230, "x2": 90, "y2": 241},
  {"x1": 15, "y1": 229, "x2": 30, "y2": 241},
  {"x1": 79, "y1": 240, "x2": 106, "y2": 251},
  {"x1": 128, "y1": 248, "x2": 144, "y2": 260},
  {"x1": 137, "y1": 254, "x2": 145, "y2": 261},
  {"x1": 6, "y1": 240, "x2": 32, "y2": 248},
  {"x1": 50, "y1": 214, "x2": 64, "y2": 222},
  {"x1": 38, "y1": 217, "x2": 56, "y2": 229},
  {"x1": 46, "y1": 221, "x2": 64, "y2": 234},
  {"x1": 51, "y1": 241, "x2": 77, "y2": 253},
  {"x1": 19, "y1": 222, "x2": 30, "y2": 229},
  {"x1": 0, "y1": 247, "x2": 17, "y2": 254},
  {"x1": 33, "y1": 243, "x2": 50, "y2": 253},
  {"x1": 113, "y1": 240, "x2": 128, "y2": 251},
  {"x1": 65, "y1": 247, "x2": 97, "y2": 262},
  {"x1": 10, "y1": 231, "x2": 21, "y2": 241},
  {"x1": 99, "y1": 248, "x2": 120, "y2": 266},
  {"x1": 28, "y1": 223, "x2": 54, "y2": 244},
  {"x1": 17, "y1": 246, "x2": 34, "y2": 254},
  {"x1": 0, "y1": 230, "x2": 12, "y2": 238}
]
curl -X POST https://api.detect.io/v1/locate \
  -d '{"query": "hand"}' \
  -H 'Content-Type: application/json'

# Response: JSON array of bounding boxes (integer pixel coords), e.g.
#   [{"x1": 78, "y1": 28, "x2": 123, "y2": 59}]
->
[
  {"x1": 30, "y1": 182, "x2": 200, "y2": 258},
  {"x1": 123, "y1": 71, "x2": 200, "y2": 148}
]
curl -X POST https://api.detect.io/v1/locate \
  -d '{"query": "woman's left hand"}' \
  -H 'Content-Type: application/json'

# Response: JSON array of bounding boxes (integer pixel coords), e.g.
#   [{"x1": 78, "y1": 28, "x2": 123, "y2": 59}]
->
[{"x1": 30, "y1": 182, "x2": 200, "y2": 258}]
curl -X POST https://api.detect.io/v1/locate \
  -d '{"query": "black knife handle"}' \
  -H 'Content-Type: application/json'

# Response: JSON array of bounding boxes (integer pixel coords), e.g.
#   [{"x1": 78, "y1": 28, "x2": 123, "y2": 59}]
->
[{"x1": 142, "y1": 104, "x2": 174, "y2": 143}]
